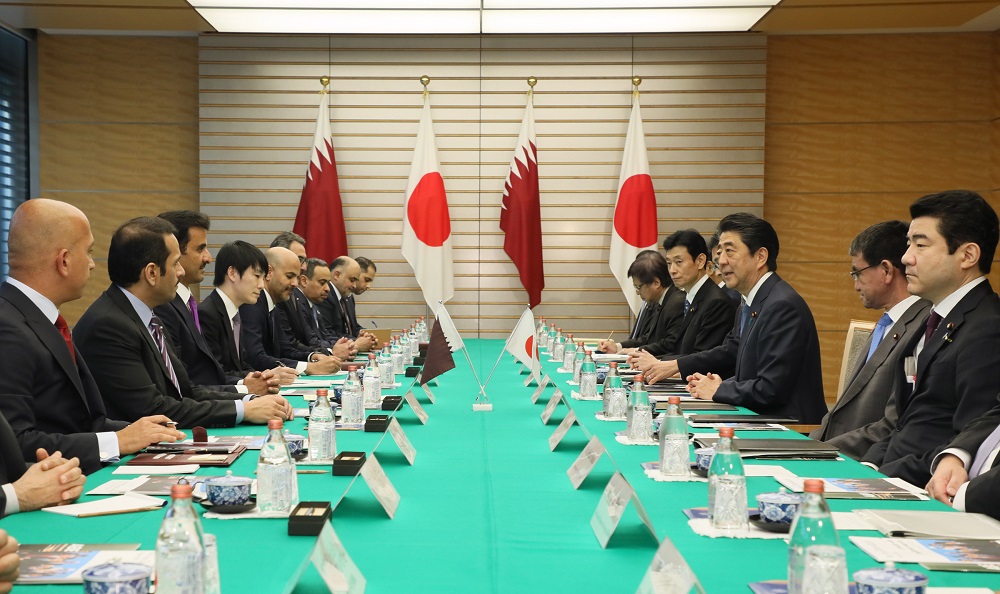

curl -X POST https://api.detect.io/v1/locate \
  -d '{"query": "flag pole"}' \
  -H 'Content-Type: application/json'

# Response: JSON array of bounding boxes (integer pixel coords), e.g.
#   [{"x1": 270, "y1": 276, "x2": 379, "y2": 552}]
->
[{"x1": 476, "y1": 316, "x2": 520, "y2": 401}]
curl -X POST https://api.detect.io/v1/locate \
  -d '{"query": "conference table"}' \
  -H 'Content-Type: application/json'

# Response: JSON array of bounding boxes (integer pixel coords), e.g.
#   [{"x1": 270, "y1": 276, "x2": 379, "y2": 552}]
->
[{"x1": 7, "y1": 339, "x2": 1000, "y2": 593}]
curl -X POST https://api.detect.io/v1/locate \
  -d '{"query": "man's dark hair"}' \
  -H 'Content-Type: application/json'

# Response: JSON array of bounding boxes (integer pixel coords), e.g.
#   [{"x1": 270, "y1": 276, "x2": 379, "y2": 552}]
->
[
  {"x1": 108, "y1": 217, "x2": 177, "y2": 286},
  {"x1": 910, "y1": 190, "x2": 999, "y2": 274},
  {"x1": 850, "y1": 220, "x2": 909, "y2": 273},
  {"x1": 707, "y1": 233, "x2": 720, "y2": 254},
  {"x1": 301, "y1": 257, "x2": 330, "y2": 280},
  {"x1": 627, "y1": 251, "x2": 672, "y2": 287},
  {"x1": 270, "y1": 231, "x2": 306, "y2": 250},
  {"x1": 717, "y1": 212, "x2": 780, "y2": 272},
  {"x1": 157, "y1": 210, "x2": 210, "y2": 253},
  {"x1": 663, "y1": 229, "x2": 709, "y2": 263},
  {"x1": 214, "y1": 240, "x2": 268, "y2": 287},
  {"x1": 355, "y1": 256, "x2": 376, "y2": 273}
]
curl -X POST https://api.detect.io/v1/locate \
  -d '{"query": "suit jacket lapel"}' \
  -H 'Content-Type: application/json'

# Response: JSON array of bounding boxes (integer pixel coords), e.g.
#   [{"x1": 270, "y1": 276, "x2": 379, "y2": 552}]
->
[
  {"x1": 108, "y1": 286, "x2": 174, "y2": 383},
  {"x1": 3, "y1": 284, "x2": 89, "y2": 407},
  {"x1": 735, "y1": 275, "x2": 778, "y2": 377},
  {"x1": 913, "y1": 285, "x2": 986, "y2": 393},
  {"x1": 210, "y1": 292, "x2": 240, "y2": 370}
]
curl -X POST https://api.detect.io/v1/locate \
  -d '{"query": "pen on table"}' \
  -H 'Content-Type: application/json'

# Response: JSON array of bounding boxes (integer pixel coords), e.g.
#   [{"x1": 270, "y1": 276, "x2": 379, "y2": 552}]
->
[
  {"x1": 78, "y1": 506, "x2": 164, "y2": 518},
  {"x1": 296, "y1": 469, "x2": 327, "y2": 474}
]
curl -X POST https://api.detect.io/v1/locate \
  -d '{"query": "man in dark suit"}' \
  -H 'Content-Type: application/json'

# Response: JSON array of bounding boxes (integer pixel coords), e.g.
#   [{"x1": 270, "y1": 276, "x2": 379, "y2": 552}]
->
[
  {"x1": 862, "y1": 190, "x2": 1000, "y2": 486},
  {"x1": 292, "y1": 258, "x2": 335, "y2": 345},
  {"x1": 239, "y1": 247, "x2": 343, "y2": 375},
  {"x1": 631, "y1": 229, "x2": 737, "y2": 377},
  {"x1": 345, "y1": 256, "x2": 380, "y2": 343},
  {"x1": 74, "y1": 217, "x2": 292, "y2": 429},
  {"x1": 154, "y1": 211, "x2": 280, "y2": 396},
  {"x1": 652, "y1": 213, "x2": 827, "y2": 424},
  {"x1": 810, "y1": 221, "x2": 930, "y2": 460},
  {"x1": 598, "y1": 251, "x2": 684, "y2": 354},
  {"x1": 0, "y1": 407, "x2": 86, "y2": 517},
  {"x1": 928, "y1": 404, "x2": 1000, "y2": 518},
  {"x1": 0, "y1": 199, "x2": 182, "y2": 474}
]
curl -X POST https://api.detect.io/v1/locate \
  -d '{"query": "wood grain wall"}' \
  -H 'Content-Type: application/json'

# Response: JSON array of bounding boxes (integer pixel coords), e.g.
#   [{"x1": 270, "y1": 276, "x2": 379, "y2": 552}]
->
[
  {"x1": 765, "y1": 32, "x2": 1000, "y2": 404},
  {"x1": 36, "y1": 33, "x2": 199, "y2": 323}
]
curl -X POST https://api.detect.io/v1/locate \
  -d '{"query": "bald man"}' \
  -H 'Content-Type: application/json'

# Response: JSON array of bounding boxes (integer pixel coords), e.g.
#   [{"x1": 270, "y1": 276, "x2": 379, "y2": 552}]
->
[
  {"x1": 239, "y1": 247, "x2": 343, "y2": 374},
  {"x1": 0, "y1": 200, "x2": 183, "y2": 475},
  {"x1": 317, "y1": 256, "x2": 377, "y2": 351}
]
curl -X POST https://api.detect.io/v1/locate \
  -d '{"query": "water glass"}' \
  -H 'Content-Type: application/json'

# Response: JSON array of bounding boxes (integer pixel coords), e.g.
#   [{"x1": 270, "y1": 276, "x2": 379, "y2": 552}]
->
[{"x1": 803, "y1": 545, "x2": 848, "y2": 594}]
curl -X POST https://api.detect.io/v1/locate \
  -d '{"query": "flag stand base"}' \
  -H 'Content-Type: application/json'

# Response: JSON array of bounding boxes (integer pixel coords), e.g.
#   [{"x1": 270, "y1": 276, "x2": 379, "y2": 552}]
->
[{"x1": 472, "y1": 403, "x2": 493, "y2": 412}]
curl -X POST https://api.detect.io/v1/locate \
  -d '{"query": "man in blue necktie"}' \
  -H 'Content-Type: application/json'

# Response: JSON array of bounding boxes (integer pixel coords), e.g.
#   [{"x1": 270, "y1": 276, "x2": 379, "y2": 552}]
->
[
  {"x1": 862, "y1": 190, "x2": 1000, "y2": 486},
  {"x1": 810, "y1": 221, "x2": 930, "y2": 460}
]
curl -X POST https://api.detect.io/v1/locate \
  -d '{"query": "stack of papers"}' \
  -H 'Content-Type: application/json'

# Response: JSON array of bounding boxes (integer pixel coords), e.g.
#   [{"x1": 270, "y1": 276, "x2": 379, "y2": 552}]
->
[{"x1": 776, "y1": 476, "x2": 928, "y2": 500}]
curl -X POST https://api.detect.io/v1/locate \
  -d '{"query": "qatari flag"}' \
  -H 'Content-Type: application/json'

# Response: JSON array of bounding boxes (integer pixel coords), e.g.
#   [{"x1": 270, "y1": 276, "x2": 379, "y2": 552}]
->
[
  {"x1": 609, "y1": 93, "x2": 659, "y2": 315},
  {"x1": 500, "y1": 95, "x2": 544, "y2": 309},
  {"x1": 293, "y1": 88, "x2": 348, "y2": 262}
]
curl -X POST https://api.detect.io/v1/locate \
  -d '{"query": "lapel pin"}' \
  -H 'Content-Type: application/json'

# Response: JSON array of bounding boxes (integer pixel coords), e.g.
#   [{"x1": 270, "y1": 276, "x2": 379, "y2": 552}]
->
[
  {"x1": 892, "y1": 333, "x2": 899, "y2": 340},
  {"x1": 750, "y1": 311, "x2": 758, "y2": 318},
  {"x1": 946, "y1": 322, "x2": 955, "y2": 330},
  {"x1": 943, "y1": 334, "x2": 953, "y2": 344}
]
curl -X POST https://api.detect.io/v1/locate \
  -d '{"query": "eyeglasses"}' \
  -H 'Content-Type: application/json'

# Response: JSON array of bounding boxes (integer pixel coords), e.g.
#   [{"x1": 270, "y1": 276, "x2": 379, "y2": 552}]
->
[
  {"x1": 633, "y1": 282, "x2": 647, "y2": 292},
  {"x1": 849, "y1": 263, "x2": 879, "y2": 281}
]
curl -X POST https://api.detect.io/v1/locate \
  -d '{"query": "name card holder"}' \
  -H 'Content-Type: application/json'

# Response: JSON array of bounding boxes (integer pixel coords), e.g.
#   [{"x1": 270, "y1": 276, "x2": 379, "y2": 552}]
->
[
  {"x1": 420, "y1": 382, "x2": 436, "y2": 404},
  {"x1": 540, "y1": 388, "x2": 565, "y2": 425},
  {"x1": 404, "y1": 390, "x2": 429, "y2": 424},
  {"x1": 635, "y1": 537, "x2": 706, "y2": 594},
  {"x1": 386, "y1": 417, "x2": 416, "y2": 465},
  {"x1": 590, "y1": 472, "x2": 658, "y2": 549},
  {"x1": 358, "y1": 454, "x2": 400, "y2": 519},
  {"x1": 567, "y1": 436, "x2": 606, "y2": 489},
  {"x1": 530, "y1": 375, "x2": 551, "y2": 404},
  {"x1": 548, "y1": 410, "x2": 578, "y2": 451},
  {"x1": 309, "y1": 523, "x2": 366, "y2": 594}
]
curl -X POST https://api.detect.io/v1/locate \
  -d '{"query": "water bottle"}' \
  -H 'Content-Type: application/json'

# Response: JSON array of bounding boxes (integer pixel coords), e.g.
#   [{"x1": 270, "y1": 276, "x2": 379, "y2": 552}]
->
[
  {"x1": 363, "y1": 353, "x2": 382, "y2": 407},
  {"x1": 658, "y1": 396, "x2": 689, "y2": 477},
  {"x1": 572, "y1": 342, "x2": 586, "y2": 383},
  {"x1": 378, "y1": 342, "x2": 393, "y2": 385},
  {"x1": 390, "y1": 337, "x2": 404, "y2": 375},
  {"x1": 309, "y1": 388, "x2": 336, "y2": 462},
  {"x1": 552, "y1": 328, "x2": 566, "y2": 362},
  {"x1": 398, "y1": 332, "x2": 412, "y2": 365},
  {"x1": 626, "y1": 374, "x2": 652, "y2": 441},
  {"x1": 341, "y1": 365, "x2": 364, "y2": 426},
  {"x1": 536, "y1": 316, "x2": 546, "y2": 340},
  {"x1": 257, "y1": 419, "x2": 299, "y2": 514},
  {"x1": 156, "y1": 482, "x2": 205, "y2": 594},
  {"x1": 419, "y1": 317, "x2": 429, "y2": 342},
  {"x1": 602, "y1": 362, "x2": 627, "y2": 420},
  {"x1": 788, "y1": 479, "x2": 840, "y2": 594},
  {"x1": 708, "y1": 426, "x2": 747, "y2": 532},
  {"x1": 408, "y1": 325, "x2": 419, "y2": 360},
  {"x1": 546, "y1": 324, "x2": 558, "y2": 352},
  {"x1": 579, "y1": 349, "x2": 598, "y2": 399},
  {"x1": 562, "y1": 334, "x2": 576, "y2": 370}
]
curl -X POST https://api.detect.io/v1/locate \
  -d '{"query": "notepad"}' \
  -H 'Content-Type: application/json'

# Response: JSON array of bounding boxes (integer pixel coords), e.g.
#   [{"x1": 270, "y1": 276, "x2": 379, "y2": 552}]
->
[
  {"x1": 854, "y1": 509, "x2": 1000, "y2": 539},
  {"x1": 42, "y1": 492, "x2": 165, "y2": 518}
]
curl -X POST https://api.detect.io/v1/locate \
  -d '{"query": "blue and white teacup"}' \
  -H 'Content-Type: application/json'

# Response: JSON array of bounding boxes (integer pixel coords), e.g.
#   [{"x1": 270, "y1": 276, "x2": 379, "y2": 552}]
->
[
  {"x1": 82, "y1": 562, "x2": 152, "y2": 594},
  {"x1": 755, "y1": 490, "x2": 803, "y2": 524},
  {"x1": 204, "y1": 471, "x2": 252, "y2": 506},
  {"x1": 854, "y1": 562, "x2": 928, "y2": 594},
  {"x1": 694, "y1": 447, "x2": 715, "y2": 471},
  {"x1": 284, "y1": 432, "x2": 306, "y2": 456}
]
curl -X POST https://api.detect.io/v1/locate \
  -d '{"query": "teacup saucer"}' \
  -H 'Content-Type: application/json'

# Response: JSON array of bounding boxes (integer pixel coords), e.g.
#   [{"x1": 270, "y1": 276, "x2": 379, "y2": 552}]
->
[
  {"x1": 196, "y1": 496, "x2": 257, "y2": 514},
  {"x1": 748, "y1": 512, "x2": 791, "y2": 533}
]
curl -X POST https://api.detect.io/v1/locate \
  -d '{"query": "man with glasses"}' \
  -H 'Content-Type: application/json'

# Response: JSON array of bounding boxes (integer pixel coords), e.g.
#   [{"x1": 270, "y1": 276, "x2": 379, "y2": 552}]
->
[
  {"x1": 599, "y1": 251, "x2": 684, "y2": 355},
  {"x1": 862, "y1": 190, "x2": 1000, "y2": 486},
  {"x1": 810, "y1": 221, "x2": 930, "y2": 460}
]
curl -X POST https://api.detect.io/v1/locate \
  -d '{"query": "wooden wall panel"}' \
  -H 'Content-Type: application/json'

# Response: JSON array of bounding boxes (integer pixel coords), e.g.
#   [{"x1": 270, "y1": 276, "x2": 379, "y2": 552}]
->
[
  {"x1": 766, "y1": 32, "x2": 999, "y2": 406},
  {"x1": 36, "y1": 34, "x2": 200, "y2": 324},
  {"x1": 199, "y1": 33, "x2": 766, "y2": 337}
]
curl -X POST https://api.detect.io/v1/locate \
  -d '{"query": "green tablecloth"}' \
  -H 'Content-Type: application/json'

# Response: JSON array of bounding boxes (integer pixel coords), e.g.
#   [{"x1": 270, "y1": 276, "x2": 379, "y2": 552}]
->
[{"x1": 8, "y1": 339, "x2": 1000, "y2": 593}]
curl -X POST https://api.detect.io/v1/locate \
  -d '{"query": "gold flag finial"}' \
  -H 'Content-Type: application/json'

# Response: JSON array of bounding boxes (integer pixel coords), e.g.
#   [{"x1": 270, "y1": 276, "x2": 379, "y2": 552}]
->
[
  {"x1": 320, "y1": 76, "x2": 330, "y2": 87},
  {"x1": 632, "y1": 76, "x2": 641, "y2": 100},
  {"x1": 527, "y1": 76, "x2": 537, "y2": 98},
  {"x1": 420, "y1": 75, "x2": 430, "y2": 99}
]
